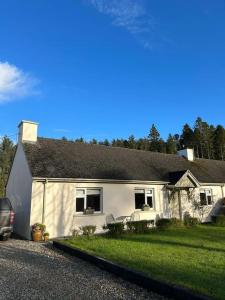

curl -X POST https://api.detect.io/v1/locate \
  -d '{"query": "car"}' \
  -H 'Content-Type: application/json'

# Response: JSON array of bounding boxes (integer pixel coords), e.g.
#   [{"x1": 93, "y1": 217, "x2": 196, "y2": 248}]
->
[{"x1": 0, "y1": 198, "x2": 14, "y2": 241}]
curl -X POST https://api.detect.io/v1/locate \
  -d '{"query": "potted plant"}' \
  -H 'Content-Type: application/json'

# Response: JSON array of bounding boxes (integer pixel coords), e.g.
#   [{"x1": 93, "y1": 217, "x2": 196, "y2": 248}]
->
[
  {"x1": 43, "y1": 232, "x2": 50, "y2": 242},
  {"x1": 142, "y1": 204, "x2": 150, "y2": 211},
  {"x1": 84, "y1": 207, "x2": 94, "y2": 214},
  {"x1": 31, "y1": 223, "x2": 46, "y2": 242}
]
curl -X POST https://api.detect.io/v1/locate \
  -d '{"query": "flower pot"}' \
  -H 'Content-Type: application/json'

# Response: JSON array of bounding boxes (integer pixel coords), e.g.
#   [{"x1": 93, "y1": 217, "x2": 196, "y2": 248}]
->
[
  {"x1": 32, "y1": 230, "x2": 42, "y2": 242},
  {"x1": 44, "y1": 235, "x2": 49, "y2": 242},
  {"x1": 84, "y1": 208, "x2": 94, "y2": 214},
  {"x1": 143, "y1": 206, "x2": 150, "y2": 211}
]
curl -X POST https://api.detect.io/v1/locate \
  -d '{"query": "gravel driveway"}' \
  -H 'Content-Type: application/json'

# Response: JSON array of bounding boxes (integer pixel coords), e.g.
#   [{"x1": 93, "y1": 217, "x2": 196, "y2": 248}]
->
[{"x1": 0, "y1": 238, "x2": 167, "y2": 300}]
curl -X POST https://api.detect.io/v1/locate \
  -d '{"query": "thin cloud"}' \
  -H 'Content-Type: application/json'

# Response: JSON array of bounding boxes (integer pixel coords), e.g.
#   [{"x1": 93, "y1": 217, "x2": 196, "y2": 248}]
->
[
  {"x1": 53, "y1": 129, "x2": 72, "y2": 133},
  {"x1": 87, "y1": 0, "x2": 156, "y2": 48},
  {"x1": 0, "y1": 61, "x2": 39, "y2": 103}
]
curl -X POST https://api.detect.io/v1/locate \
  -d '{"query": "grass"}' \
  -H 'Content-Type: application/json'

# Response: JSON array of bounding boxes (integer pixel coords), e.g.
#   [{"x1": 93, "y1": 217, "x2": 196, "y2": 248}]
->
[{"x1": 63, "y1": 225, "x2": 225, "y2": 300}]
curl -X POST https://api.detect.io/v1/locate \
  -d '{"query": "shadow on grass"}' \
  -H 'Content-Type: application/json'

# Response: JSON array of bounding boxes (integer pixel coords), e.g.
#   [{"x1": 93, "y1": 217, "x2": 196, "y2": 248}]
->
[
  {"x1": 94, "y1": 226, "x2": 225, "y2": 254},
  {"x1": 119, "y1": 234, "x2": 225, "y2": 254}
]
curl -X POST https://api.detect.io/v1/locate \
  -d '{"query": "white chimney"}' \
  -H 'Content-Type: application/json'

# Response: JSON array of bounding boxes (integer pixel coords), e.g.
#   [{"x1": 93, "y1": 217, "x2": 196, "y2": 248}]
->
[
  {"x1": 178, "y1": 148, "x2": 194, "y2": 161},
  {"x1": 18, "y1": 120, "x2": 39, "y2": 144}
]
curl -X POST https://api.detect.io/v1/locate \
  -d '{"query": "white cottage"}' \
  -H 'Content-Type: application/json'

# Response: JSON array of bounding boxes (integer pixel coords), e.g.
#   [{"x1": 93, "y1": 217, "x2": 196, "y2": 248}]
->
[{"x1": 6, "y1": 121, "x2": 225, "y2": 239}]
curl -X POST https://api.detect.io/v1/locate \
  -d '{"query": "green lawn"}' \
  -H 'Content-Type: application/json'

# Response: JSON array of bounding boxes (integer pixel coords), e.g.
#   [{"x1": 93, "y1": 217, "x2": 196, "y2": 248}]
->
[{"x1": 63, "y1": 225, "x2": 225, "y2": 300}]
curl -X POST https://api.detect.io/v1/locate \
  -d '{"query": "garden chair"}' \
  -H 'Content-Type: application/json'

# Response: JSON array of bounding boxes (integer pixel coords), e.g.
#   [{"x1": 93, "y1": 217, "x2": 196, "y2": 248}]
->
[
  {"x1": 106, "y1": 214, "x2": 125, "y2": 224},
  {"x1": 130, "y1": 212, "x2": 140, "y2": 221}
]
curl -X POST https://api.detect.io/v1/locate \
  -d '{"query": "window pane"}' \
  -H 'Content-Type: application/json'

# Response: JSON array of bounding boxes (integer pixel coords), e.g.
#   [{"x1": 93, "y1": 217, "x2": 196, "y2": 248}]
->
[
  {"x1": 207, "y1": 195, "x2": 212, "y2": 205},
  {"x1": 200, "y1": 193, "x2": 207, "y2": 206},
  {"x1": 86, "y1": 194, "x2": 100, "y2": 211},
  {"x1": 76, "y1": 197, "x2": 84, "y2": 212},
  {"x1": 205, "y1": 190, "x2": 211, "y2": 196},
  {"x1": 135, "y1": 193, "x2": 145, "y2": 209},
  {"x1": 147, "y1": 196, "x2": 153, "y2": 208}
]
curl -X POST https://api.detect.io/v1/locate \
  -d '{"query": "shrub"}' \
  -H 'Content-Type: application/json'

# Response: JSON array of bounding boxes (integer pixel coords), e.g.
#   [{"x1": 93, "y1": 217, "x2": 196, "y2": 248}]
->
[
  {"x1": 127, "y1": 220, "x2": 152, "y2": 233},
  {"x1": 80, "y1": 225, "x2": 96, "y2": 236},
  {"x1": 32, "y1": 223, "x2": 46, "y2": 233},
  {"x1": 156, "y1": 218, "x2": 183, "y2": 229},
  {"x1": 156, "y1": 218, "x2": 171, "y2": 228},
  {"x1": 105, "y1": 222, "x2": 124, "y2": 236},
  {"x1": 184, "y1": 215, "x2": 199, "y2": 227},
  {"x1": 212, "y1": 215, "x2": 225, "y2": 227},
  {"x1": 71, "y1": 229, "x2": 79, "y2": 237},
  {"x1": 170, "y1": 218, "x2": 184, "y2": 227}
]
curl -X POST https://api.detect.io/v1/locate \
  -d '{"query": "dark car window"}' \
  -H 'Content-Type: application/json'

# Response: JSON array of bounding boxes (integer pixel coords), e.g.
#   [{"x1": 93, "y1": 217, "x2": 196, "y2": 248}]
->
[{"x1": 0, "y1": 198, "x2": 12, "y2": 210}]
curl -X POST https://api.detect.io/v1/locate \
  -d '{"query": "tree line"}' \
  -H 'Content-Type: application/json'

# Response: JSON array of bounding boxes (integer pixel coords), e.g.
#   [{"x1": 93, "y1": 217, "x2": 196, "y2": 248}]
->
[
  {"x1": 0, "y1": 137, "x2": 15, "y2": 196},
  {"x1": 0, "y1": 117, "x2": 224, "y2": 196},
  {"x1": 63, "y1": 117, "x2": 225, "y2": 160}
]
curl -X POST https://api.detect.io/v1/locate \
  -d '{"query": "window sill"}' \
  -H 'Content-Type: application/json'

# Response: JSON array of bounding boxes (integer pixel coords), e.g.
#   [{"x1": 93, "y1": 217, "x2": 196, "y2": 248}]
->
[
  {"x1": 74, "y1": 213, "x2": 105, "y2": 217},
  {"x1": 134, "y1": 209, "x2": 156, "y2": 212}
]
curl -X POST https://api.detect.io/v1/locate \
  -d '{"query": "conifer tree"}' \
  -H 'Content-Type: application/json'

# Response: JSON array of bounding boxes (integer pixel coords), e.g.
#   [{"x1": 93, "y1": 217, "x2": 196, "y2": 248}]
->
[
  {"x1": 166, "y1": 134, "x2": 177, "y2": 154},
  {"x1": 213, "y1": 125, "x2": 225, "y2": 160},
  {"x1": 180, "y1": 124, "x2": 194, "y2": 149},
  {"x1": 0, "y1": 136, "x2": 15, "y2": 196},
  {"x1": 148, "y1": 124, "x2": 160, "y2": 152},
  {"x1": 128, "y1": 135, "x2": 136, "y2": 149}
]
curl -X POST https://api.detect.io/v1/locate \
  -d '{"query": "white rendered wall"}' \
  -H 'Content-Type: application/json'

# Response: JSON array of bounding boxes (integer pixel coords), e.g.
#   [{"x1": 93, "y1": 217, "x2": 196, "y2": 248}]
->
[
  {"x1": 178, "y1": 149, "x2": 194, "y2": 161},
  {"x1": 29, "y1": 180, "x2": 225, "y2": 239},
  {"x1": 6, "y1": 143, "x2": 33, "y2": 239},
  {"x1": 18, "y1": 121, "x2": 38, "y2": 143},
  {"x1": 30, "y1": 181, "x2": 167, "y2": 238},
  {"x1": 169, "y1": 185, "x2": 224, "y2": 222}
]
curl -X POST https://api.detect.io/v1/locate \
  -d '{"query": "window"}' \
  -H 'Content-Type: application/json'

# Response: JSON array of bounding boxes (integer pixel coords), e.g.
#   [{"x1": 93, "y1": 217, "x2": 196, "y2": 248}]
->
[
  {"x1": 135, "y1": 189, "x2": 145, "y2": 209},
  {"x1": 200, "y1": 190, "x2": 212, "y2": 206},
  {"x1": 135, "y1": 189, "x2": 154, "y2": 210},
  {"x1": 76, "y1": 189, "x2": 85, "y2": 212},
  {"x1": 76, "y1": 188, "x2": 102, "y2": 214}
]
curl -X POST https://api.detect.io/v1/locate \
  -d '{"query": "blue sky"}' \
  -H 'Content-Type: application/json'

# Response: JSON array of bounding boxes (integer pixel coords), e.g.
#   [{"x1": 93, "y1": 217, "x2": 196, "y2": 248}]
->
[{"x1": 0, "y1": 0, "x2": 225, "y2": 141}]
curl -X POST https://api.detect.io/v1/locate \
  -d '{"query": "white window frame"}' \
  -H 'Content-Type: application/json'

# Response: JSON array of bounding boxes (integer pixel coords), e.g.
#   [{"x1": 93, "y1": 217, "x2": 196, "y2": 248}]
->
[
  {"x1": 134, "y1": 188, "x2": 155, "y2": 210},
  {"x1": 199, "y1": 189, "x2": 213, "y2": 206},
  {"x1": 75, "y1": 188, "x2": 103, "y2": 214}
]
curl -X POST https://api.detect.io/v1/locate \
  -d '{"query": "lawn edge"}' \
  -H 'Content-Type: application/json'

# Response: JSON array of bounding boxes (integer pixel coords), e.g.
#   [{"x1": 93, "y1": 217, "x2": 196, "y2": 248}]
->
[{"x1": 53, "y1": 240, "x2": 211, "y2": 300}]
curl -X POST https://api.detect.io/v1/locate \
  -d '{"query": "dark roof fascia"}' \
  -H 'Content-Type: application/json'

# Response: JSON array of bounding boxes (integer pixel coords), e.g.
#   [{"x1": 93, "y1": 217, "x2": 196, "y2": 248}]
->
[{"x1": 32, "y1": 177, "x2": 170, "y2": 185}]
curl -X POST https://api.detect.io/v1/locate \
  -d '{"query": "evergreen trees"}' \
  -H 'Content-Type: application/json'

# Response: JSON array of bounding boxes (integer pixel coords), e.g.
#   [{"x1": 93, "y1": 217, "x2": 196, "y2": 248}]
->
[
  {"x1": 213, "y1": 125, "x2": 225, "y2": 160},
  {"x1": 166, "y1": 134, "x2": 177, "y2": 154},
  {"x1": 60, "y1": 117, "x2": 225, "y2": 160},
  {"x1": 148, "y1": 124, "x2": 166, "y2": 152},
  {"x1": 85, "y1": 118, "x2": 225, "y2": 160},
  {"x1": 0, "y1": 136, "x2": 15, "y2": 196}
]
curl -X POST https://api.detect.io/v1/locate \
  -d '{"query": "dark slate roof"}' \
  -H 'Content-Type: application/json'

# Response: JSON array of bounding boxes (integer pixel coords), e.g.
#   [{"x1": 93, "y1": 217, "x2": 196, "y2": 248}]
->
[
  {"x1": 23, "y1": 137, "x2": 225, "y2": 184},
  {"x1": 168, "y1": 171, "x2": 188, "y2": 185}
]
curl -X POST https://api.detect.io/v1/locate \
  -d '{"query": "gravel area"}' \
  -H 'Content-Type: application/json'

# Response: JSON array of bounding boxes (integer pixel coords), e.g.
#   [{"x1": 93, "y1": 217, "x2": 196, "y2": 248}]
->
[{"x1": 0, "y1": 238, "x2": 168, "y2": 300}]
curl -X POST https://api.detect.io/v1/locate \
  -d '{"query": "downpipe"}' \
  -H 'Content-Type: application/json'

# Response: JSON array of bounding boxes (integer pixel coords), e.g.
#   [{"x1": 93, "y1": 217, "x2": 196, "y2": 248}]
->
[{"x1": 42, "y1": 179, "x2": 48, "y2": 224}]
